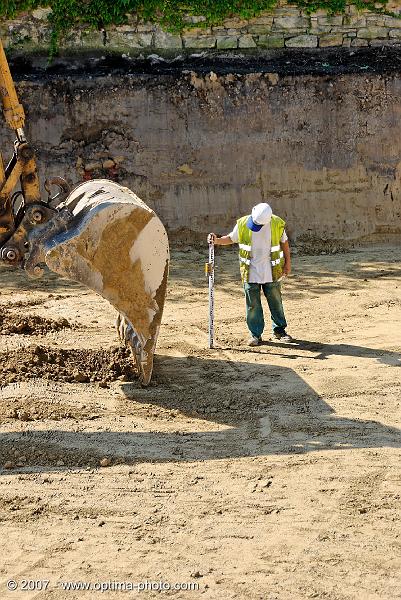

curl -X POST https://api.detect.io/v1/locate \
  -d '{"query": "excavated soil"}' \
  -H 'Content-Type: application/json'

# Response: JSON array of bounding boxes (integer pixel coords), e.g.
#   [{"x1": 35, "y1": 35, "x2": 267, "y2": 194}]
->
[
  {"x1": 0, "y1": 345, "x2": 134, "y2": 385},
  {"x1": 0, "y1": 246, "x2": 400, "y2": 600},
  {"x1": 0, "y1": 306, "x2": 72, "y2": 335}
]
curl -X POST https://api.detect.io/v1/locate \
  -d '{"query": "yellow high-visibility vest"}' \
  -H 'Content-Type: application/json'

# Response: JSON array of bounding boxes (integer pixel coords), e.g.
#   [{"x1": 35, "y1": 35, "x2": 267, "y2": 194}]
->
[{"x1": 237, "y1": 214, "x2": 286, "y2": 283}]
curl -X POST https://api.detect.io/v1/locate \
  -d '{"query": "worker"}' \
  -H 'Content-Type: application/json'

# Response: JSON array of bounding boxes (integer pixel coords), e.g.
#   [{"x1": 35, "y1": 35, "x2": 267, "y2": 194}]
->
[{"x1": 208, "y1": 202, "x2": 292, "y2": 346}]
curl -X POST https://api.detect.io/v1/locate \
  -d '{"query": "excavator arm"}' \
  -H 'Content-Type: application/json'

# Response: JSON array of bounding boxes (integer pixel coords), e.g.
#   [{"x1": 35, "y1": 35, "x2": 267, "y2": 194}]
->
[
  {"x1": 0, "y1": 38, "x2": 169, "y2": 385},
  {"x1": 0, "y1": 38, "x2": 44, "y2": 254}
]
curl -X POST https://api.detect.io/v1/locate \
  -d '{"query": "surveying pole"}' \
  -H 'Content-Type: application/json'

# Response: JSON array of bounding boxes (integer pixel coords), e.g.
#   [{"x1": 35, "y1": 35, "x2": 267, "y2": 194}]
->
[{"x1": 205, "y1": 241, "x2": 215, "y2": 349}]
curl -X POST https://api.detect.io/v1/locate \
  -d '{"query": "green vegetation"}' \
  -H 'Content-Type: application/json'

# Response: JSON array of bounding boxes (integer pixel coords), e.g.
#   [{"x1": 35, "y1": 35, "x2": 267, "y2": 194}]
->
[{"x1": 0, "y1": 0, "x2": 395, "y2": 54}]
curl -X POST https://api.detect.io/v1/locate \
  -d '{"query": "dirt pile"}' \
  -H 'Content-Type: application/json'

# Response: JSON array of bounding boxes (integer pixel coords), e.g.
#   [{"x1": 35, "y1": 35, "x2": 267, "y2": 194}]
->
[
  {"x1": 0, "y1": 345, "x2": 135, "y2": 385},
  {"x1": 0, "y1": 306, "x2": 71, "y2": 335}
]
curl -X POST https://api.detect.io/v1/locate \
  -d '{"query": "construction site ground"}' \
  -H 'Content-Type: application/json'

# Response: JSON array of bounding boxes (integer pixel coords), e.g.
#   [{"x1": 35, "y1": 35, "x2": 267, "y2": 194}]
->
[{"x1": 0, "y1": 243, "x2": 400, "y2": 600}]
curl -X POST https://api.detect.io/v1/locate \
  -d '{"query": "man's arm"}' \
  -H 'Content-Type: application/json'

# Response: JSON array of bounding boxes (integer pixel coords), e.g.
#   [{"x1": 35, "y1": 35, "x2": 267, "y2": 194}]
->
[
  {"x1": 207, "y1": 233, "x2": 234, "y2": 246},
  {"x1": 281, "y1": 240, "x2": 291, "y2": 275}
]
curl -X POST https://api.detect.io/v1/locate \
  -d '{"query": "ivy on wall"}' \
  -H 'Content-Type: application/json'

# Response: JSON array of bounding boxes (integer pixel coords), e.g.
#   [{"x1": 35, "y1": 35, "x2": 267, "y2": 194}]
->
[{"x1": 0, "y1": 0, "x2": 395, "y2": 52}]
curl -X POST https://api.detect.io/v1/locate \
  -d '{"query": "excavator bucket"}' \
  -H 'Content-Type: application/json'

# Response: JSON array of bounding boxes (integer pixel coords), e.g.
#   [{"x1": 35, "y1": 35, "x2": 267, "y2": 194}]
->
[{"x1": 32, "y1": 180, "x2": 169, "y2": 385}]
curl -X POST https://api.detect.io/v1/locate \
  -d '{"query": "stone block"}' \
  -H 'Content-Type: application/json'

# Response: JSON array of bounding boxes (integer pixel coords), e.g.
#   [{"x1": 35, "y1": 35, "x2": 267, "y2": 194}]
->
[
  {"x1": 257, "y1": 34, "x2": 284, "y2": 48},
  {"x1": 216, "y1": 36, "x2": 238, "y2": 49},
  {"x1": 154, "y1": 29, "x2": 182, "y2": 49},
  {"x1": 366, "y1": 16, "x2": 385, "y2": 27},
  {"x1": 285, "y1": 34, "x2": 317, "y2": 48},
  {"x1": 247, "y1": 24, "x2": 273, "y2": 35},
  {"x1": 182, "y1": 27, "x2": 212, "y2": 37},
  {"x1": 345, "y1": 15, "x2": 366, "y2": 27},
  {"x1": 385, "y1": 17, "x2": 401, "y2": 29},
  {"x1": 238, "y1": 34, "x2": 257, "y2": 48},
  {"x1": 182, "y1": 35, "x2": 216, "y2": 48},
  {"x1": 330, "y1": 26, "x2": 358, "y2": 34},
  {"x1": 319, "y1": 34, "x2": 344, "y2": 47},
  {"x1": 129, "y1": 32, "x2": 153, "y2": 46},
  {"x1": 370, "y1": 38, "x2": 400, "y2": 46},
  {"x1": 389, "y1": 28, "x2": 401, "y2": 38},
  {"x1": 351, "y1": 38, "x2": 368, "y2": 46},
  {"x1": 80, "y1": 30, "x2": 105, "y2": 49},
  {"x1": 273, "y1": 16, "x2": 309, "y2": 30},
  {"x1": 357, "y1": 27, "x2": 388, "y2": 39},
  {"x1": 282, "y1": 29, "x2": 309, "y2": 36},
  {"x1": 309, "y1": 25, "x2": 332, "y2": 35},
  {"x1": 342, "y1": 38, "x2": 352, "y2": 47},
  {"x1": 317, "y1": 16, "x2": 344, "y2": 26},
  {"x1": 107, "y1": 31, "x2": 153, "y2": 48}
]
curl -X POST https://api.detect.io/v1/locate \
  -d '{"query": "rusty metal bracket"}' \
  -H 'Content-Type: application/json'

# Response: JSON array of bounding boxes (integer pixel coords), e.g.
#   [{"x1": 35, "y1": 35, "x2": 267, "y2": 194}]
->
[
  {"x1": 45, "y1": 177, "x2": 71, "y2": 207},
  {"x1": 0, "y1": 203, "x2": 57, "y2": 270}
]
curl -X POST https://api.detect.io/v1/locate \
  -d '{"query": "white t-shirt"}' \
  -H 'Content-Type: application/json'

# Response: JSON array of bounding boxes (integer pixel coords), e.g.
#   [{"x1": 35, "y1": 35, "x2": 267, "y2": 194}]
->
[{"x1": 229, "y1": 223, "x2": 288, "y2": 284}]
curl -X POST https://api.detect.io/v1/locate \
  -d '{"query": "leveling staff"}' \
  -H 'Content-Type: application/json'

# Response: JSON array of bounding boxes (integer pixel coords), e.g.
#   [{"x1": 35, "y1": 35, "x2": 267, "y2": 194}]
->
[{"x1": 208, "y1": 202, "x2": 292, "y2": 346}]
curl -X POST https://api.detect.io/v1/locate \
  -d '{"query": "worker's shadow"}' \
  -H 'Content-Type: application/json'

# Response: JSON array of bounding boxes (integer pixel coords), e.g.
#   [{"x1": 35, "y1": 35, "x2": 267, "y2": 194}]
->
[
  {"x1": 1, "y1": 353, "x2": 400, "y2": 472},
  {"x1": 227, "y1": 338, "x2": 401, "y2": 366}
]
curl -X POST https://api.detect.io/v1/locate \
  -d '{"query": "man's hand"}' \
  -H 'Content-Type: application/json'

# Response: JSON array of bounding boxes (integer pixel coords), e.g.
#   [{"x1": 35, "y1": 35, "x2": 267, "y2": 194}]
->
[
  {"x1": 283, "y1": 262, "x2": 291, "y2": 276},
  {"x1": 207, "y1": 233, "x2": 234, "y2": 246}
]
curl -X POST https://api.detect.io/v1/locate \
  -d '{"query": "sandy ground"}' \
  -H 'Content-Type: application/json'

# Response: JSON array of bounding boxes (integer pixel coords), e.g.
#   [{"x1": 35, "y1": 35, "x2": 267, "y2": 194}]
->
[{"x1": 0, "y1": 243, "x2": 400, "y2": 600}]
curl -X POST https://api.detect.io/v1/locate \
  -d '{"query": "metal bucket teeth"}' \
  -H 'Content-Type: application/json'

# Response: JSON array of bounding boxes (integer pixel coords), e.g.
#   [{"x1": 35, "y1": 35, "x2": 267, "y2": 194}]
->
[
  {"x1": 38, "y1": 180, "x2": 169, "y2": 385},
  {"x1": 115, "y1": 313, "x2": 153, "y2": 383}
]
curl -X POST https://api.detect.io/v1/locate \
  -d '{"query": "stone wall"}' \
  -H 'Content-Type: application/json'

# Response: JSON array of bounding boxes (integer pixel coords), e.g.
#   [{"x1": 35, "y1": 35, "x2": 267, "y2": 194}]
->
[
  {"x1": 2, "y1": 2, "x2": 401, "y2": 54},
  {"x1": 2, "y1": 70, "x2": 400, "y2": 246}
]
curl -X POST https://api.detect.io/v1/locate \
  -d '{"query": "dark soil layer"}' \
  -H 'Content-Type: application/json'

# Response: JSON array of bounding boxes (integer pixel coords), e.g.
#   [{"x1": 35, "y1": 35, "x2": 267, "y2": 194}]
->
[{"x1": 9, "y1": 46, "x2": 401, "y2": 79}]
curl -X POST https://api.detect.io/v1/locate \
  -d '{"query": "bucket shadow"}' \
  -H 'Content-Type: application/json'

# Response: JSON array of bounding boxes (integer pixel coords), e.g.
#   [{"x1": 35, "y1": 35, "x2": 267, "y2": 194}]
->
[{"x1": 1, "y1": 355, "x2": 400, "y2": 473}]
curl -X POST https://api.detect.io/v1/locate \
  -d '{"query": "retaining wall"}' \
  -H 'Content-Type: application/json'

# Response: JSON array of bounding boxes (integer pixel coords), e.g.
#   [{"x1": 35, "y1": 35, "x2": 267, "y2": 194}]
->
[{"x1": 1, "y1": 2, "x2": 401, "y2": 54}]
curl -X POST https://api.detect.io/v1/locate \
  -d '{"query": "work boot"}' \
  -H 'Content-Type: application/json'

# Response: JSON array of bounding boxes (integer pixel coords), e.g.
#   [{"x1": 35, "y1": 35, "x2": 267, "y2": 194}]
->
[
  {"x1": 248, "y1": 335, "x2": 262, "y2": 347},
  {"x1": 273, "y1": 329, "x2": 293, "y2": 343}
]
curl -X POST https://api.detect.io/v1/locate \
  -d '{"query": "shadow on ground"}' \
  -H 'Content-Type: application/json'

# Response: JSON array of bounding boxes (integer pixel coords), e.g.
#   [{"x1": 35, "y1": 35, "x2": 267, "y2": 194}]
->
[
  {"x1": 1, "y1": 354, "x2": 400, "y2": 474},
  {"x1": 220, "y1": 339, "x2": 401, "y2": 366}
]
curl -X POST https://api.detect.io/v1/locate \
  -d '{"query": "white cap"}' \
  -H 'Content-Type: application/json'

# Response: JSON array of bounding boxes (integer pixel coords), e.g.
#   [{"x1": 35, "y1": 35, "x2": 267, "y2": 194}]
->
[{"x1": 252, "y1": 203, "x2": 272, "y2": 225}]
